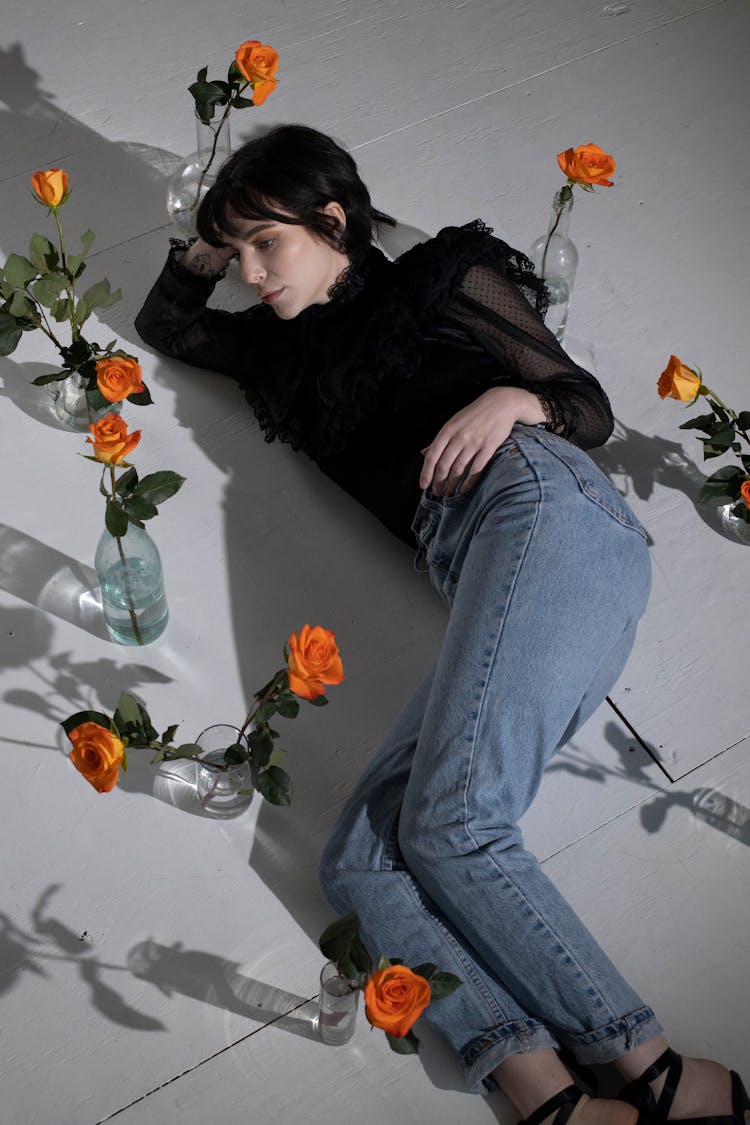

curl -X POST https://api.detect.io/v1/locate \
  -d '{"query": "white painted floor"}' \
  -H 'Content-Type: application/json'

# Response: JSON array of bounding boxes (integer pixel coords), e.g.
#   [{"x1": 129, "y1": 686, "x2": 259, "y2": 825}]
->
[{"x1": 1, "y1": 1, "x2": 749, "y2": 1122}]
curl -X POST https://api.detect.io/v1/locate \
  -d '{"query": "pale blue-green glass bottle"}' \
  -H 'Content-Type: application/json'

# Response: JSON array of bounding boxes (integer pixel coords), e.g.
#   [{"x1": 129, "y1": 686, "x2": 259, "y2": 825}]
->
[{"x1": 95, "y1": 524, "x2": 169, "y2": 645}]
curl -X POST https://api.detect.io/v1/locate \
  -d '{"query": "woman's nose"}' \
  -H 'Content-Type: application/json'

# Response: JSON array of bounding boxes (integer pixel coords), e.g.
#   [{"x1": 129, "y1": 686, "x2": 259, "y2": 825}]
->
[{"x1": 240, "y1": 252, "x2": 265, "y2": 286}]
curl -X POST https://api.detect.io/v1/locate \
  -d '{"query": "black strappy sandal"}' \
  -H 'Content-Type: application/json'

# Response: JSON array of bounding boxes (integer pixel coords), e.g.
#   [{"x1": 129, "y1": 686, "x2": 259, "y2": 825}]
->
[
  {"x1": 518, "y1": 1085, "x2": 586, "y2": 1124},
  {"x1": 619, "y1": 1047, "x2": 750, "y2": 1123}
]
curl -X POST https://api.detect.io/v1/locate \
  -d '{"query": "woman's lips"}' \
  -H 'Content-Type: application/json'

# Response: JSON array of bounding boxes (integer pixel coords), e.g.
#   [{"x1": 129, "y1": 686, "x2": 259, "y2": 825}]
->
[{"x1": 261, "y1": 288, "x2": 283, "y2": 304}]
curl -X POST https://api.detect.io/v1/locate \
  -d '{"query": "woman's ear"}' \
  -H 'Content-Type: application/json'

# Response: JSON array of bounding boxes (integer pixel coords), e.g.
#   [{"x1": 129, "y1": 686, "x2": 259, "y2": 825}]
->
[{"x1": 322, "y1": 200, "x2": 347, "y2": 231}]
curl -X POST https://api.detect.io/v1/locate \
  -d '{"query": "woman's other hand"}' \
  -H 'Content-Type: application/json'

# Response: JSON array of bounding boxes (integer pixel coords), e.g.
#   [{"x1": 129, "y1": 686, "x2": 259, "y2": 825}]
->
[
  {"x1": 419, "y1": 386, "x2": 546, "y2": 496},
  {"x1": 180, "y1": 238, "x2": 237, "y2": 278}
]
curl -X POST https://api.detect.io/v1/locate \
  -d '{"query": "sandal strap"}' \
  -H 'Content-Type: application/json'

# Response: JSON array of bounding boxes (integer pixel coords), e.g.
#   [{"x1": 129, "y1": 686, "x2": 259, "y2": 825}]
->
[{"x1": 520, "y1": 1085, "x2": 584, "y2": 1125}]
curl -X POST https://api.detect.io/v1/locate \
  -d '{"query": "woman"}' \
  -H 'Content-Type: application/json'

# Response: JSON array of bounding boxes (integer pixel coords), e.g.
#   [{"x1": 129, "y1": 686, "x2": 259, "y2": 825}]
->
[{"x1": 136, "y1": 124, "x2": 746, "y2": 1125}]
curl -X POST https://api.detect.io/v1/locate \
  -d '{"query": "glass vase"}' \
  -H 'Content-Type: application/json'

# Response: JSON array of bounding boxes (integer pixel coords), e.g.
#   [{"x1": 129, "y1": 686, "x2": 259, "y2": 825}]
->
[
  {"x1": 716, "y1": 498, "x2": 750, "y2": 545},
  {"x1": 51, "y1": 370, "x2": 121, "y2": 432},
  {"x1": 528, "y1": 190, "x2": 579, "y2": 344},
  {"x1": 167, "y1": 114, "x2": 232, "y2": 237},
  {"x1": 316, "y1": 961, "x2": 359, "y2": 1045},
  {"x1": 194, "y1": 724, "x2": 254, "y2": 816},
  {"x1": 94, "y1": 524, "x2": 169, "y2": 645}
]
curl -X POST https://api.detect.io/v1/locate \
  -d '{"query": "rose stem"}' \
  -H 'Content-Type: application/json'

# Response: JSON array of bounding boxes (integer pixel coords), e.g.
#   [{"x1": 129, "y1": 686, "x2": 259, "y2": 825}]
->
[
  {"x1": 109, "y1": 466, "x2": 144, "y2": 646},
  {"x1": 191, "y1": 82, "x2": 250, "y2": 211}
]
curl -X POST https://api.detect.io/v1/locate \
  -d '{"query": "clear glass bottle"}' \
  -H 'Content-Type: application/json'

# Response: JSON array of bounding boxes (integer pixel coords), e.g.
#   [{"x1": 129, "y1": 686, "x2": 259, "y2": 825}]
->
[
  {"x1": 528, "y1": 190, "x2": 579, "y2": 344},
  {"x1": 167, "y1": 114, "x2": 232, "y2": 237},
  {"x1": 94, "y1": 524, "x2": 169, "y2": 645},
  {"x1": 52, "y1": 370, "x2": 121, "y2": 431},
  {"x1": 194, "y1": 724, "x2": 254, "y2": 817},
  {"x1": 316, "y1": 961, "x2": 359, "y2": 1045}
]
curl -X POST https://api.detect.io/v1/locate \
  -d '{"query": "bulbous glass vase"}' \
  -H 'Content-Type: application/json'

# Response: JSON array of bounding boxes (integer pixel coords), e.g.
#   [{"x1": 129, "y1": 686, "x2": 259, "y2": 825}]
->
[
  {"x1": 52, "y1": 371, "x2": 121, "y2": 431},
  {"x1": 528, "y1": 190, "x2": 579, "y2": 344},
  {"x1": 94, "y1": 524, "x2": 169, "y2": 645},
  {"x1": 167, "y1": 115, "x2": 232, "y2": 237}
]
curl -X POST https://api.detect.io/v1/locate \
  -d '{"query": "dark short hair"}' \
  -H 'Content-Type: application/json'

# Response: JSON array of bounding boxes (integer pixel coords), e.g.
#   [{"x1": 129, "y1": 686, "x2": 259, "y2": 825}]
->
[{"x1": 197, "y1": 124, "x2": 395, "y2": 257}]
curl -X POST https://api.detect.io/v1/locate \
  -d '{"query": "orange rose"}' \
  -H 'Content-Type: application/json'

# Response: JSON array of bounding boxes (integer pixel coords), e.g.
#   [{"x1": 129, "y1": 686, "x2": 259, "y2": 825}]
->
[
  {"x1": 740, "y1": 480, "x2": 750, "y2": 509},
  {"x1": 364, "y1": 965, "x2": 432, "y2": 1038},
  {"x1": 68, "y1": 721, "x2": 125, "y2": 793},
  {"x1": 286, "y1": 625, "x2": 344, "y2": 701},
  {"x1": 86, "y1": 413, "x2": 141, "y2": 465},
  {"x1": 557, "y1": 143, "x2": 616, "y2": 187},
  {"x1": 96, "y1": 356, "x2": 145, "y2": 403},
  {"x1": 30, "y1": 168, "x2": 69, "y2": 206},
  {"x1": 657, "y1": 355, "x2": 702, "y2": 402},
  {"x1": 235, "y1": 40, "x2": 279, "y2": 106}
]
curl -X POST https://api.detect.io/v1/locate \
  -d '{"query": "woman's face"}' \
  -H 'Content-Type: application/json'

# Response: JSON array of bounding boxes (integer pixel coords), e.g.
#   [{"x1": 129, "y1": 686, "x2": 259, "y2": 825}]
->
[{"x1": 218, "y1": 202, "x2": 349, "y2": 320}]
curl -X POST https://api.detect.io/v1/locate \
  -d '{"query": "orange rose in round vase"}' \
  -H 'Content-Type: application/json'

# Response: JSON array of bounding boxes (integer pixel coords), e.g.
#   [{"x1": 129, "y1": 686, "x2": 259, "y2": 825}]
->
[
  {"x1": 364, "y1": 965, "x2": 432, "y2": 1038},
  {"x1": 30, "y1": 168, "x2": 69, "y2": 206},
  {"x1": 68, "y1": 722, "x2": 125, "y2": 793},
  {"x1": 657, "y1": 355, "x2": 702, "y2": 402},
  {"x1": 235, "y1": 40, "x2": 279, "y2": 106},
  {"x1": 740, "y1": 480, "x2": 750, "y2": 509},
  {"x1": 286, "y1": 625, "x2": 344, "y2": 701},
  {"x1": 86, "y1": 413, "x2": 141, "y2": 465},
  {"x1": 96, "y1": 356, "x2": 145, "y2": 403},
  {"x1": 557, "y1": 143, "x2": 616, "y2": 187}
]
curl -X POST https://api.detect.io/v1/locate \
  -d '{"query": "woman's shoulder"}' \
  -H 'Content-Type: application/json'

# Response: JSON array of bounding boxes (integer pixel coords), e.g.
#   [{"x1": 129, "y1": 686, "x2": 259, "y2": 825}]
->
[{"x1": 388, "y1": 219, "x2": 539, "y2": 319}]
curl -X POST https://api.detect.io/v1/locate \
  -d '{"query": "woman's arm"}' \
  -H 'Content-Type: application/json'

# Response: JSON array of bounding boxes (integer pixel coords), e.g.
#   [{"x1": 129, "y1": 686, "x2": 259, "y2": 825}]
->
[{"x1": 134, "y1": 239, "x2": 252, "y2": 374}]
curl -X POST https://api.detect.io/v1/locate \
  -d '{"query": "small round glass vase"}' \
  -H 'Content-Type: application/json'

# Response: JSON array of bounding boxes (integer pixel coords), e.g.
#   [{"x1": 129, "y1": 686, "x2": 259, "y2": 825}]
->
[
  {"x1": 194, "y1": 725, "x2": 254, "y2": 817},
  {"x1": 716, "y1": 499, "x2": 750, "y2": 545},
  {"x1": 167, "y1": 115, "x2": 232, "y2": 237},
  {"x1": 316, "y1": 961, "x2": 359, "y2": 1045},
  {"x1": 94, "y1": 524, "x2": 169, "y2": 645},
  {"x1": 52, "y1": 371, "x2": 121, "y2": 431}
]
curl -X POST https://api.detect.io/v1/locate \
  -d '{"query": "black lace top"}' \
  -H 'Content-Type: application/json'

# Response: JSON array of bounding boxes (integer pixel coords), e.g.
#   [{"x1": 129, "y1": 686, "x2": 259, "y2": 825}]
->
[{"x1": 135, "y1": 221, "x2": 613, "y2": 544}]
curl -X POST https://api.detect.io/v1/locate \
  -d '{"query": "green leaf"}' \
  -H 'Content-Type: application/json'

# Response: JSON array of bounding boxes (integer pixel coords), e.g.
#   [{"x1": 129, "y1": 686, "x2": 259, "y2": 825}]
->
[
  {"x1": 160, "y1": 724, "x2": 180, "y2": 745},
  {"x1": 679, "y1": 412, "x2": 718, "y2": 433},
  {"x1": 223, "y1": 742, "x2": 247, "y2": 766},
  {"x1": 67, "y1": 228, "x2": 96, "y2": 278},
  {"x1": 426, "y1": 971, "x2": 463, "y2": 1000},
  {"x1": 253, "y1": 700, "x2": 277, "y2": 724},
  {"x1": 277, "y1": 695, "x2": 300, "y2": 719},
  {"x1": 50, "y1": 295, "x2": 71, "y2": 322},
  {"x1": 127, "y1": 385, "x2": 153, "y2": 406},
  {"x1": 385, "y1": 1030, "x2": 420, "y2": 1054},
  {"x1": 698, "y1": 465, "x2": 743, "y2": 502},
  {"x1": 307, "y1": 693, "x2": 328, "y2": 707},
  {"x1": 31, "y1": 370, "x2": 69, "y2": 386},
  {"x1": 377, "y1": 955, "x2": 392, "y2": 971},
  {"x1": 132, "y1": 471, "x2": 185, "y2": 506},
  {"x1": 114, "y1": 466, "x2": 138, "y2": 495},
  {"x1": 123, "y1": 495, "x2": 159, "y2": 521},
  {"x1": 737, "y1": 411, "x2": 750, "y2": 431},
  {"x1": 9, "y1": 290, "x2": 39, "y2": 321},
  {"x1": 256, "y1": 765, "x2": 292, "y2": 806},
  {"x1": 0, "y1": 310, "x2": 24, "y2": 354},
  {"x1": 61, "y1": 710, "x2": 112, "y2": 737},
  {"x1": 231, "y1": 94, "x2": 256, "y2": 109},
  {"x1": 319, "y1": 912, "x2": 372, "y2": 979},
  {"x1": 85, "y1": 384, "x2": 109, "y2": 413},
  {"x1": 77, "y1": 279, "x2": 121, "y2": 326},
  {"x1": 28, "y1": 233, "x2": 59, "y2": 273},
  {"x1": 105, "y1": 499, "x2": 129, "y2": 537},
  {"x1": 248, "y1": 727, "x2": 274, "y2": 767},
  {"x1": 188, "y1": 78, "x2": 230, "y2": 124},
  {"x1": 267, "y1": 747, "x2": 287, "y2": 768},
  {"x1": 410, "y1": 963, "x2": 436, "y2": 981},
  {"x1": 3, "y1": 252, "x2": 38, "y2": 289},
  {"x1": 30, "y1": 272, "x2": 67, "y2": 308},
  {"x1": 113, "y1": 692, "x2": 159, "y2": 744}
]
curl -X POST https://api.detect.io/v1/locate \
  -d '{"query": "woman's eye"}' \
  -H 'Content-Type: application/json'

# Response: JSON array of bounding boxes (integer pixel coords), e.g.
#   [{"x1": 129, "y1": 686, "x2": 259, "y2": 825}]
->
[{"x1": 257, "y1": 238, "x2": 275, "y2": 251}]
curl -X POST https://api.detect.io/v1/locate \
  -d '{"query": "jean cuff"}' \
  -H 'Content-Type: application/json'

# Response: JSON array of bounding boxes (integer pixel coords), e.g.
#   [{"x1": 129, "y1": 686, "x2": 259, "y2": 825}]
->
[
  {"x1": 460, "y1": 1019, "x2": 561, "y2": 1095},
  {"x1": 560, "y1": 1006, "x2": 664, "y2": 1066}
]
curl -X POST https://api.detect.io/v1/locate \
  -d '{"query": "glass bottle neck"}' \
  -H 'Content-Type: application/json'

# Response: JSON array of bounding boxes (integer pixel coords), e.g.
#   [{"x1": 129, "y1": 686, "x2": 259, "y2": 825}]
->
[{"x1": 194, "y1": 112, "x2": 232, "y2": 163}]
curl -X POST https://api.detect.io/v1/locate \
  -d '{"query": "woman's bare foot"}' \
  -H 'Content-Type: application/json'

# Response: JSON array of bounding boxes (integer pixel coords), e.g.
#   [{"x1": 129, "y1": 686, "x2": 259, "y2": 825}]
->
[{"x1": 648, "y1": 1056, "x2": 734, "y2": 1119}]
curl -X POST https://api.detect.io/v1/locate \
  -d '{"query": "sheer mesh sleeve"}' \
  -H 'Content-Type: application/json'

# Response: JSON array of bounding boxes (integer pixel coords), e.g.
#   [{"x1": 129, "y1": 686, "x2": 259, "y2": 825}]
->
[
  {"x1": 134, "y1": 243, "x2": 261, "y2": 375},
  {"x1": 444, "y1": 263, "x2": 613, "y2": 449}
]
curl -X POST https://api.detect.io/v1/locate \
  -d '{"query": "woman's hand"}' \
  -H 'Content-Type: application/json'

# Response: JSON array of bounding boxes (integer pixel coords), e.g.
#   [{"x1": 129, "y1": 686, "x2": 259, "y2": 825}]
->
[
  {"x1": 419, "y1": 386, "x2": 546, "y2": 495},
  {"x1": 180, "y1": 238, "x2": 237, "y2": 278}
]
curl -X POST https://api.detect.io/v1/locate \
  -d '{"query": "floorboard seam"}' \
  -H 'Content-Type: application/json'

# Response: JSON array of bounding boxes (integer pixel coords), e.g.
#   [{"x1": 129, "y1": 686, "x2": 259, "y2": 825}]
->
[{"x1": 95, "y1": 994, "x2": 318, "y2": 1123}]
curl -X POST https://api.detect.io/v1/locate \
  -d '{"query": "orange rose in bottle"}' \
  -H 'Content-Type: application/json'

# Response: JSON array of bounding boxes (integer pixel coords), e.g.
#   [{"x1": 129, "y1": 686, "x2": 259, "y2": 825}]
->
[
  {"x1": 657, "y1": 355, "x2": 702, "y2": 402},
  {"x1": 30, "y1": 168, "x2": 69, "y2": 206},
  {"x1": 96, "y1": 356, "x2": 146, "y2": 403},
  {"x1": 557, "y1": 143, "x2": 616, "y2": 187},
  {"x1": 68, "y1": 722, "x2": 125, "y2": 793},
  {"x1": 364, "y1": 965, "x2": 432, "y2": 1038},
  {"x1": 286, "y1": 625, "x2": 344, "y2": 701},
  {"x1": 87, "y1": 414, "x2": 141, "y2": 465},
  {"x1": 235, "y1": 40, "x2": 279, "y2": 106}
]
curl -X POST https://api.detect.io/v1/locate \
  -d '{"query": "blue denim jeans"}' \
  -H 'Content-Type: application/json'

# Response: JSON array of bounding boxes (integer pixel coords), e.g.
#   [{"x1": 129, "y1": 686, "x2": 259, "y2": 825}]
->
[{"x1": 319, "y1": 425, "x2": 662, "y2": 1093}]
